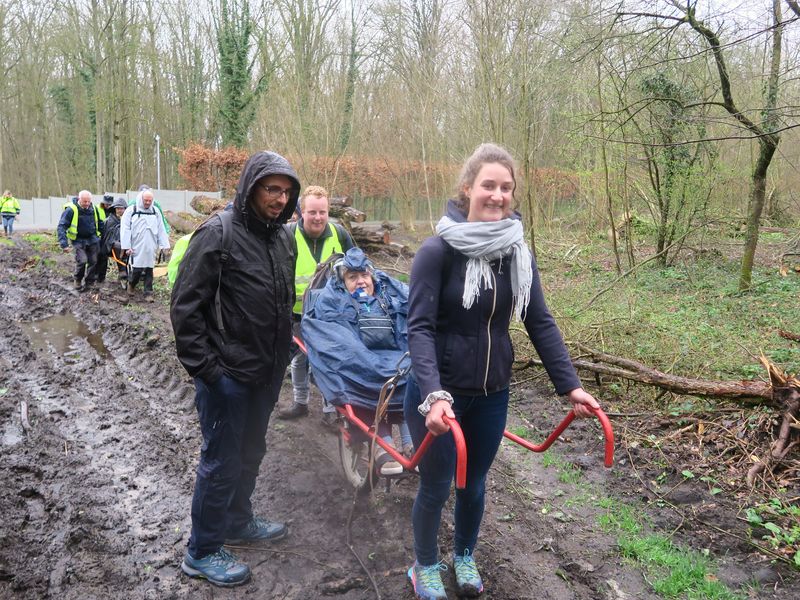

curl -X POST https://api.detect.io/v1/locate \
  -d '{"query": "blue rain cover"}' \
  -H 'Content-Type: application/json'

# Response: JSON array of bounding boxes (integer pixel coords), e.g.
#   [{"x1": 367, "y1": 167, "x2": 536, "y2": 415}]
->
[{"x1": 301, "y1": 267, "x2": 409, "y2": 412}]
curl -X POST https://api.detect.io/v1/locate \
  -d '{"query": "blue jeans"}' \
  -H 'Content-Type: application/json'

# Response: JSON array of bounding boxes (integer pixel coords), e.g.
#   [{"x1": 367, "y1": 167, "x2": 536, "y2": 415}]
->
[
  {"x1": 404, "y1": 375, "x2": 509, "y2": 565},
  {"x1": 2, "y1": 214, "x2": 15, "y2": 235},
  {"x1": 187, "y1": 370, "x2": 281, "y2": 559}
]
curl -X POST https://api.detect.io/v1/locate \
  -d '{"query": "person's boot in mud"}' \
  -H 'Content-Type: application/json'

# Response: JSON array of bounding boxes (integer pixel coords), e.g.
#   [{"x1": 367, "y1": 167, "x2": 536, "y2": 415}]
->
[
  {"x1": 142, "y1": 268, "x2": 155, "y2": 302},
  {"x1": 181, "y1": 548, "x2": 251, "y2": 587}
]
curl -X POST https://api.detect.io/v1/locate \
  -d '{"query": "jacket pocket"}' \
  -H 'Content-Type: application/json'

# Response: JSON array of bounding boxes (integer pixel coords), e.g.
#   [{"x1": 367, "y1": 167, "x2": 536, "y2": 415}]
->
[
  {"x1": 488, "y1": 334, "x2": 514, "y2": 390},
  {"x1": 438, "y1": 333, "x2": 478, "y2": 388}
]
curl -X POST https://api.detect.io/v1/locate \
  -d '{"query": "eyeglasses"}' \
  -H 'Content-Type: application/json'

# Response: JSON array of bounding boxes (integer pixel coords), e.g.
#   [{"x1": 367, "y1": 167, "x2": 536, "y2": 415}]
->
[{"x1": 258, "y1": 183, "x2": 292, "y2": 200}]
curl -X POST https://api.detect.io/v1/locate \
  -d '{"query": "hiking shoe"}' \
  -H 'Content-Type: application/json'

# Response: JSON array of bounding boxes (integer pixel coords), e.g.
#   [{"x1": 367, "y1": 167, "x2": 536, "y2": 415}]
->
[
  {"x1": 225, "y1": 516, "x2": 288, "y2": 545},
  {"x1": 321, "y1": 411, "x2": 338, "y2": 429},
  {"x1": 453, "y1": 550, "x2": 483, "y2": 597},
  {"x1": 277, "y1": 402, "x2": 308, "y2": 420},
  {"x1": 408, "y1": 561, "x2": 448, "y2": 600},
  {"x1": 144, "y1": 293, "x2": 155, "y2": 303},
  {"x1": 375, "y1": 447, "x2": 403, "y2": 476},
  {"x1": 181, "y1": 548, "x2": 250, "y2": 587},
  {"x1": 73, "y1": 279, "x2": 83, "y2": 291}
]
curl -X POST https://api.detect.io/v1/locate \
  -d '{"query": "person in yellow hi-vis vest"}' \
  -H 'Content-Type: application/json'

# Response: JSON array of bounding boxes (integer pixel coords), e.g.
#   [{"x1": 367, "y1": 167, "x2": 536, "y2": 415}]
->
[
  {"x1": 56, "y1": 190, "x2": 104, "y2": 291},
  {"x1": 1, "y1": 190, "x2": 21, "y2": 237},
  {"x1": 277, "y1": 185, "x2": 354, "y2": 424}
]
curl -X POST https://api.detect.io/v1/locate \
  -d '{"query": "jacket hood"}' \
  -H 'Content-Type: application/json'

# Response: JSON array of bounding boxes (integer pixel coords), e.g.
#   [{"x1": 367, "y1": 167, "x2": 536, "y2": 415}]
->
[
  {"x1": 234, "y1": 151, "x2": 300, "y2": 224},
  {"x1": 444, "y1": 198, "x2": 522, "y2": 223},
  {"x1": 135, "y1": 191, "x2": 157, "y2": 211},
  {"x1": 445, "y1": 198, "x2": 468, "y2": 222}
]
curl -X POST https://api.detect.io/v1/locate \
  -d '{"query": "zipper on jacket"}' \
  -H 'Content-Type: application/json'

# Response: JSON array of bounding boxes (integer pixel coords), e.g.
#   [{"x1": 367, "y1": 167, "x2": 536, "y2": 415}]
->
[{"x1": 483, "y1": 267, "x2": 497, "y2": 394}]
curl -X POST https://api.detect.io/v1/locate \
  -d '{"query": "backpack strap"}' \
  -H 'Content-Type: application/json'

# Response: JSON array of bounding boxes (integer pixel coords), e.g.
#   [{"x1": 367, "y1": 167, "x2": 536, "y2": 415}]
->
[{"x1": 214, "y1": 211, "x2": 235, "y2": 338}]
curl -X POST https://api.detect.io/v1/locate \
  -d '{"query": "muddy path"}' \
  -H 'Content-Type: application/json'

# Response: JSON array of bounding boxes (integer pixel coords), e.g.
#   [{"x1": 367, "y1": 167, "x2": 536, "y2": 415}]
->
[{"x1": 0, "y1": 236, "x2": 797, "y2": 599}]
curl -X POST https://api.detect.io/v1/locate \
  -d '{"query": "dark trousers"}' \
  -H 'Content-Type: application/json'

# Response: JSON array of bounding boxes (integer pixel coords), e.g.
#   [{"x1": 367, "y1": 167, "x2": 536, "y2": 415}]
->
[
  {"x1": 187, "y1": 369, "x2": 282, "y2": 559},
  {"x1": 110, "y1": 245, "x2": 128, "y2": 281},
  {"x1": 73, "y1": 242, "x2": 99, "y2": 284},
  {"x1": 404, "y1": 375, "x2": 509, "y2": 566},
  {"x1": 129, "y1": 267, "x2": 153, "y2": 293},
  {"x1": 96, "y1": 253, "x2": 108, "y2": 282}
]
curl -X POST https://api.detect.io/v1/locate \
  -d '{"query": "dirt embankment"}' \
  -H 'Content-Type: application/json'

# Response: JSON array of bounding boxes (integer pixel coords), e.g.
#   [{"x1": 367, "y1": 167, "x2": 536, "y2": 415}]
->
[{"x1": 0, "y1": 236, "x2": 797, "y2": 599}]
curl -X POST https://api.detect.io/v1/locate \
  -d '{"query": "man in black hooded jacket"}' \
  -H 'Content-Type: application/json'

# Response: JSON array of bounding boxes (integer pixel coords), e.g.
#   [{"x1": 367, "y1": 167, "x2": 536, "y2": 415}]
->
[{"x1": 170, "y1": 151, "x2": 299, "y2": 587}]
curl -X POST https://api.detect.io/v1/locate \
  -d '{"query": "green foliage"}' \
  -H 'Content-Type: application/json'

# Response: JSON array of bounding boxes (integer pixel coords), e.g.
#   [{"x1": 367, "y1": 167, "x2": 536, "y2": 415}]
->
[
  {"x1": 542, "y1": 241, "x2": 800, "y2": 380},
  {"x1": 216, "y1": 0, "x2": 266, "y2": 147},
  {"x1": 745, "y1": 497, "x2": 800, "y2": 566},
  {"x1": 597, "y1": 501, "x2": 642, "y2": 534},
  {"x1": 632, "y1": 72, "x2": 717, "y2": 265}
]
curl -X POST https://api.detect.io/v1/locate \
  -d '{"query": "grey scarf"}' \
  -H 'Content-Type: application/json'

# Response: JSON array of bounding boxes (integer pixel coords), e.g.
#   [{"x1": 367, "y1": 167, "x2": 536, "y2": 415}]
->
[{"x1": 436, "y1": 216, "x2": 533, "y2": 321}]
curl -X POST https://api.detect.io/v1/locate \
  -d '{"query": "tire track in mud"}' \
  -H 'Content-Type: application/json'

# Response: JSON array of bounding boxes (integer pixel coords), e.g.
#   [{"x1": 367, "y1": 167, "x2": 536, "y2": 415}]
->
[{"x1": 0, "y1": 250, "x2": 198, "y2": 598}]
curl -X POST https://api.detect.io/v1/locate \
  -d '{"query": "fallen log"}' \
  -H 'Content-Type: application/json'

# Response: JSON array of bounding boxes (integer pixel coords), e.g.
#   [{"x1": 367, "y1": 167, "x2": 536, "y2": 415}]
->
[
  {"x1": 330, "y1": 204, "x2": 366, "y2": 223},
  {"x1": 568, "y1": 343, "x2": 775, "y2": 402},
  {"x1": 516, "y1": 343, "x2": 800, "y2": 487},
  {"x1": 191, "y1": 195, "x2": 228, "y2": 215},
  {"x1": 330, "y1": 195, "x2": 352, "y2": 207},
  {"x1": 351, "y1": 224, "x2": 390, "y2": 246},
  {"x1": 778, "y1": 329, "x2": 800, "y2": 343},
  {"x1": 165, "y1": 211, "x2": 204, "y2": 235}
]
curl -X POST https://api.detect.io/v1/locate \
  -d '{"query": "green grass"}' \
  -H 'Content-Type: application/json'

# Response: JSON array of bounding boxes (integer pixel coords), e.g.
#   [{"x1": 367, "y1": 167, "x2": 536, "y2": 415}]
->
[
  {"x1": 23, "y1": 232, "x2": 60, "y2": 253},
  {"x1": 536, "y1": 231, "x2": 800, "y2": 382},
  {"x1": 596, "y1": 496, "x2": 744, "y2": 599},
  {"x1": 620, "y1": 535, "x2": 741, "y2": 599},
  {"x1": 540, "y1": 449, "x2": 583, "y2": 484}
]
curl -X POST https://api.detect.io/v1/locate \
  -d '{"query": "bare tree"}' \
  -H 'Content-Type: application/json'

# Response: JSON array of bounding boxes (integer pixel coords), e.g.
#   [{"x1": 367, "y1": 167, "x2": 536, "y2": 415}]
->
[{"x1": 615, "y1": 1, "x2": 786, "y2": 289}]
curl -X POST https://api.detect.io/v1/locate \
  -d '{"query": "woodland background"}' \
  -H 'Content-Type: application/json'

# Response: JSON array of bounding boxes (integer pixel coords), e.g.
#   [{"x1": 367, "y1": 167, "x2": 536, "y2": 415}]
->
[{"x1": 1, "y1": 0, "x2": 799, "y2": 288}]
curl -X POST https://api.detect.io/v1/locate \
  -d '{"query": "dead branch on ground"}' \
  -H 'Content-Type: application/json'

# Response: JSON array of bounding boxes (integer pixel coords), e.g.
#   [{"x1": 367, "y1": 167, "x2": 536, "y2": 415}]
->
[{"x1": 516, "y1": 343, "x2": 800, "y2": 487}]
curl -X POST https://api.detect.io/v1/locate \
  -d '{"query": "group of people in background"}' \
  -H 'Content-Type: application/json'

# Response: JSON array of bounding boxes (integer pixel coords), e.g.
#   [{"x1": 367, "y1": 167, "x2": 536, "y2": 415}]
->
[
  {"x1": 169, "y1": 145, "x2": 601, "y2": 599},
  {"x1": 56, "y1": 186, "x2": 170, "y2": 300}
]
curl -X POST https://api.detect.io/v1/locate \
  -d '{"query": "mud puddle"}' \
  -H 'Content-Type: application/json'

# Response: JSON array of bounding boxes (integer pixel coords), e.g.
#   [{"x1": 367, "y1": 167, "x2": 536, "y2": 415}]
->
[{"x1": 20, "y1": 313, "x2": 110, "y2": 360}]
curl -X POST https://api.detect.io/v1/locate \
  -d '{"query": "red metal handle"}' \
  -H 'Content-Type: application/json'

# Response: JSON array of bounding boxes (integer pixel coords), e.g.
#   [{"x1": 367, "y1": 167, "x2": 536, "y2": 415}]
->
[
  {"x1": 337, "y1": 406, "x2": 469, "y2": 489},
  {"x1": 503, "y1": 407, "x2": 614, "y2": 468},
  {"x1": 293, "y1": 335, "x2": 307, "y2": 355}
]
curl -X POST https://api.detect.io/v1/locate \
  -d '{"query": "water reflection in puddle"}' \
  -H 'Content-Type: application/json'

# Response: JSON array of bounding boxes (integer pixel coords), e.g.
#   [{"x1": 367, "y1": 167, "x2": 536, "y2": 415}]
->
[{"x1": 21, "y1": 313, "x2": 110, "y2": 359}]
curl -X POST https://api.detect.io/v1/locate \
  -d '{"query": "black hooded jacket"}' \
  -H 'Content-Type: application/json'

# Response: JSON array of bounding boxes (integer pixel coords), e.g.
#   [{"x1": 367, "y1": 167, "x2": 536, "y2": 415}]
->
[
  {"x1": 170, "y1": 152, "x2": 300, "y2": 385},
  {"x1": 407, "y1": 199, "x2": 581, "y2": 399}
]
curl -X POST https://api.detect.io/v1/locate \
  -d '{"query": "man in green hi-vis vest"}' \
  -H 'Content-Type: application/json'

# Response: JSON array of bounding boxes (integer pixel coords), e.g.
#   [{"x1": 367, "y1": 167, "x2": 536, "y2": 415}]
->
[{"x1": 277, "y1": 185, "x2": 354, "y2": 424}]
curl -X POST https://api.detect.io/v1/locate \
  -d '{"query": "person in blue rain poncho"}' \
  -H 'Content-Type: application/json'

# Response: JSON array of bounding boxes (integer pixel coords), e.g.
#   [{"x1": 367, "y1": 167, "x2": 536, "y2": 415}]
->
[{"x1": 301, "y1": 247, "x2": 414, "y2": 474}]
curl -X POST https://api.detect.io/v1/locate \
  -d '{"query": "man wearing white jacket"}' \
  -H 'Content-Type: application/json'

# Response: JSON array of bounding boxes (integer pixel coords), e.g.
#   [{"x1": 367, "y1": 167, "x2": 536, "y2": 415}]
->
[{"x1": 121, "y1": 189, "x2": 170, "y2": 302}]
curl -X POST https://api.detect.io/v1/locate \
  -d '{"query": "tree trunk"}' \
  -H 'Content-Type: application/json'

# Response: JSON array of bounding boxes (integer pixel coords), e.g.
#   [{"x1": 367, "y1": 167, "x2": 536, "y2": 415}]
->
[{"x1": 739, "y1": 141, "x2": 777, "y2": 289}]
